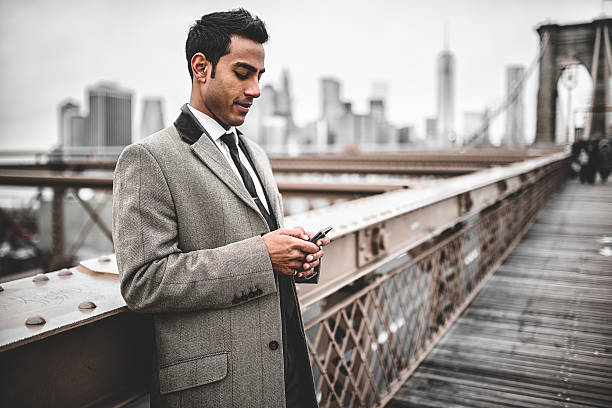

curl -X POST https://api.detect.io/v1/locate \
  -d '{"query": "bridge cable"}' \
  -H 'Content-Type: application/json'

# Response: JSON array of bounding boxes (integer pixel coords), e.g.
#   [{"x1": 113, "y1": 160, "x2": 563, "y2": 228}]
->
[{"x1": 466, "y1": 32, "x2": 550, "y2": 146}]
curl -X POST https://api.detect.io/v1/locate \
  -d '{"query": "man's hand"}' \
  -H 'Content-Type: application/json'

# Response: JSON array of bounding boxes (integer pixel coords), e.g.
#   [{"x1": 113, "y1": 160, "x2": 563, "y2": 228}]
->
[
  {"x1": 289, "y1": 226, "x2": 331, "y2": 279},
  {"x1": 262, "y1": 228, "x2": 320, "y2": 276}
]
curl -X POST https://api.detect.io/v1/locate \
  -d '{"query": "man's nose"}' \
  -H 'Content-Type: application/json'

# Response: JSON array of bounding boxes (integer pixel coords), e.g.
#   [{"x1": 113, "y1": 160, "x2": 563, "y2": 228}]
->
[{"x1": 245, "y1": 78, "x2": 260, "y2": 98}]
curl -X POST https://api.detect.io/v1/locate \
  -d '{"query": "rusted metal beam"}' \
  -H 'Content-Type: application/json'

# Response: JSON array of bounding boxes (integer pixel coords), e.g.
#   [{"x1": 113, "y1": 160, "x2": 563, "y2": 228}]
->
[
  {"x1": 272, "y1": 161, "x2": 480, "y2": 175},
  {"x1": 0, "y1": 171, "x2": 405, "y2": 197},
  {"x1": 278, "y1": 182, "x2": 404, "y2": 198},
  {"x1": 0, "y1": 148, "x2": 563, "y2": 175},
  {"x1": 270, "y1": 147, "x2": 560, "y2": 164},
  {"x1": 0, "y1": 161, "x2": 117, "y2": 171},
  {"x1": 0, "y1": 162, "x2": 477, "y2": 179},
  {"x1": 0, "y1": 170, "x2": 115, "y2": 189},
  {"x1": 67, "y1": 197, "x2": 110, "y2": 258},
  {"x1": 50, "y1": 187, "x2": 66, "y2": 269},
  {"x1": 71, "y1": 190, "x2": 113, "y2": 244}
]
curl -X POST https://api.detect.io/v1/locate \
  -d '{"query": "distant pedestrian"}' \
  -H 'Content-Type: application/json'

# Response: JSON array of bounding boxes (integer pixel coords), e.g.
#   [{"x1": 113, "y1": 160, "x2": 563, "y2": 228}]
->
[
  {"x1": 572, "y1": 140, "x2": 598, "y2": 184},
  {"x1": 597, "y1": 138, "x2": 611, "y2": 183}
]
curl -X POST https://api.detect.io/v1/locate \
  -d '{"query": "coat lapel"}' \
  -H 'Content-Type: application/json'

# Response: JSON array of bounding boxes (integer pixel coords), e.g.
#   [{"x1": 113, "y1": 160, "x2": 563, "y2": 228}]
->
[
  {"x1": 174, "y1": 105, "x2": 260, "y2": 216},
  {"x1": 239, "y1": 133, "x2": 282, "y2": 222}
]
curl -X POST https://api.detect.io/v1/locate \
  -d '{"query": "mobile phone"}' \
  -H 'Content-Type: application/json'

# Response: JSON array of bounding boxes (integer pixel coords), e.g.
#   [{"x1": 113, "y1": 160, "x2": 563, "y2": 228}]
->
[
  {"x1": 310, "y1": 226, "x2": 333, "y2": 243},
  {"x1": 295, "y1": 226, "x2": 332, "y2": 284}
]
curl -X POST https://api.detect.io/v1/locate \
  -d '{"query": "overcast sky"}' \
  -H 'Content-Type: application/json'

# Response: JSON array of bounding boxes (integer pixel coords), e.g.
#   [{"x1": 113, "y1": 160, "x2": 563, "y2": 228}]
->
[{"x1": 0, "y1": 0, "x2": 602, "y2": 150}]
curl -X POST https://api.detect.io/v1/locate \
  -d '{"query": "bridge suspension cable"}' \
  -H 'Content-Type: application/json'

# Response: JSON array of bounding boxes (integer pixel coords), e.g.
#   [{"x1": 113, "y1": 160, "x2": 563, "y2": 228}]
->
[{"x1": 466, "y1": 32, "x2": 550, "y2": 146}]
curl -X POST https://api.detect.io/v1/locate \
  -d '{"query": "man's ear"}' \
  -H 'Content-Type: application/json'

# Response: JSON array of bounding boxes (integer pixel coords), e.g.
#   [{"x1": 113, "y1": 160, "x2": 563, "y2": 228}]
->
[{"x1": 191, "y1": 53, "x2": 208, "y2": 83}]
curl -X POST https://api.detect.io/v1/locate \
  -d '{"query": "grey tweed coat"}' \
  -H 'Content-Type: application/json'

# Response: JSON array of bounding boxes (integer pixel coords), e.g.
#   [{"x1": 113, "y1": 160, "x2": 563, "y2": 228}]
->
[{"x1": 112, "y1": 107, "x2": 315, "y2": 407}]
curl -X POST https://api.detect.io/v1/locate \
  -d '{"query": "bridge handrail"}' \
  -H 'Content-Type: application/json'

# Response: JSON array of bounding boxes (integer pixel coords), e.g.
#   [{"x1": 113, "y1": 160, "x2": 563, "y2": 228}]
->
[
  {"x1": 288, "y1": 151, "x2": 568, "y2": 241},
  {"x1": 291, "y1": 151, "x2": 569, "y2": 308}
]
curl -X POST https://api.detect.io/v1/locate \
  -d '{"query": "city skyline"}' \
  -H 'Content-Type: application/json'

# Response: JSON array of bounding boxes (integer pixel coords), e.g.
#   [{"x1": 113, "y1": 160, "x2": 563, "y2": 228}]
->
[{"x1": 0, "y1": 0, "x2": 602, "y2": 150}]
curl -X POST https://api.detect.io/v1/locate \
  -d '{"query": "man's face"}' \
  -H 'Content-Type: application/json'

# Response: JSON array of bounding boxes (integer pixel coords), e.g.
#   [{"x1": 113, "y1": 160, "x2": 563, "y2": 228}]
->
[{"x1": 198, "y1": 35, "x2": 265, "y2": 129}]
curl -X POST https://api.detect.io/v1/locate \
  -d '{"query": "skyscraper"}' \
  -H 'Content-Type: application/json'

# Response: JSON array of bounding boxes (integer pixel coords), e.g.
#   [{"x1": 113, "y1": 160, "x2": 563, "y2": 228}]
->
[
  {"x1": 321, "y1": 77, "x2": 343, "y2": 120},
  {"x1": 70, "y1": 115, "x2": 86, "y2": 147},
  {"x1": 240, "y1": 83, "x2": 273, "y2": 145},
  {"x1": 426, "y1": 117, "x2": 438, "y2": 139},
  {"x1": 503, "y1": 65, "x2": 525, "y2": 147},
  {"x1": 58, "y1": 100, "x2": 84, "y2": 147},
  {"x1": 369, "y1": 99, "x2": 385, "y2": 122},
  {"x1": 275, "y1": 69, "x2": 295, "y2": 149},
  {"x1": 398, "y1": 126, "x2": 415, "y2": 145},
  {"x1": 87, "y1": 82, "x2": 132, "y2": 147},
  {"x1": 436, "y1": 45, "x2": 456, "y2": 145},
  {"x1": 276, "y1": 69, "x2": 293, "y2": 125},
  {"x1": 140, "y1": 97, "x2": 165, "y2": 139},
  {"x1": 258, "y1": 84, "x2": 279, "y2": 146},
  {"x1": 370, "y1": 99, "x2": 391, "y2": 144},
  {"x1": 319, "y1": 77, "x2": 345, "y2": 145}
]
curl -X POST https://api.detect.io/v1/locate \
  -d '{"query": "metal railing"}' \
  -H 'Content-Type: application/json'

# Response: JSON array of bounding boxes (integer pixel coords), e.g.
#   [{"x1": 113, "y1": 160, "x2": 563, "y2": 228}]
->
[
  {"x1": 302, "y1": 159, "x2": 566, "y2": 407},
  {"x1": 0, "y1": 151, "x2": 569, "y2": 407}
]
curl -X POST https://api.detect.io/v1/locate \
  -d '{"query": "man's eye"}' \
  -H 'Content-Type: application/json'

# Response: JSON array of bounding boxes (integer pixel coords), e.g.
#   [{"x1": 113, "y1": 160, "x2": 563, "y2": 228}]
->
[{"x1": 235, "y1": 72, "x2": 248, "y2": 79}]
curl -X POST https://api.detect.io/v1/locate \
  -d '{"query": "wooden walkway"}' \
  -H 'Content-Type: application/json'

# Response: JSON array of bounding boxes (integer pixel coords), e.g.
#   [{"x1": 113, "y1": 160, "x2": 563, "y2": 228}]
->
[{"x1": 389, "y1": 179, "x2": 612, "y2": 408}]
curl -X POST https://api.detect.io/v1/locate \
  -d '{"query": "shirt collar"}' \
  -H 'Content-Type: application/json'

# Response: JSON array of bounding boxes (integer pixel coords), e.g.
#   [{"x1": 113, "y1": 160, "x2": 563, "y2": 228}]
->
[{"x1": 187, "y1": 104, "x2": 237, "y2": 144}]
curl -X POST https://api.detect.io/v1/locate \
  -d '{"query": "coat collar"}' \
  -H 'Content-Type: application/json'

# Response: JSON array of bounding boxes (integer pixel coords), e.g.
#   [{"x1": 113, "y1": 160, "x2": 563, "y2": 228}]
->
[
  {"x1": 173, "y1": 104, "x2": 281, "y2": 227},
  {"x1": 174, "y1": 103, "x2": 208, "y2": 145},
  {"x1": 174, "y1": 103, "x2": 244, "y2": 145}
]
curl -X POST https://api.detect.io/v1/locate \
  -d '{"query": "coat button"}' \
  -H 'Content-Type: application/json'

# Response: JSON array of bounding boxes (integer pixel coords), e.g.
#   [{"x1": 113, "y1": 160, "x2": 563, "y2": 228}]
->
[
  {"x1": 232, "y1": 296, "x2": 240, "y2": 304},
  {"x1": 268, "y1": 340, "x2": 279, "y2": 351},
  {"x1": 248, "y1": 290, "x2": 255, "y2": 298},
  {"x1": 255, "y1": 288, "x2": 263, "y2": 296}
]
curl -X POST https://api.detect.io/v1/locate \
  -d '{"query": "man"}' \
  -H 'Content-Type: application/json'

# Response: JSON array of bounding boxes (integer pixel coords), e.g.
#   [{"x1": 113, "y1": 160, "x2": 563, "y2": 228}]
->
[{"x1": 112, "y1": 9, "x2": 329, "y2": 407}]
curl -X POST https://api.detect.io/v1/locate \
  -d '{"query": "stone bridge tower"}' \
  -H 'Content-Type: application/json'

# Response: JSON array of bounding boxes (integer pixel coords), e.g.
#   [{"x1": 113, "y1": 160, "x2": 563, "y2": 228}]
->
[{"x1": 536, "y1": 18, "x2": 612, "y2": 143}]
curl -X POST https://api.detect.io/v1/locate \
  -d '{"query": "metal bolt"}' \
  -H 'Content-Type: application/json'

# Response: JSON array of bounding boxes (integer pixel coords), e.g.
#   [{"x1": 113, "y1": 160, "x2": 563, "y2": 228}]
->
[
  {"x1": 78, "y1": 301, "x2": 97, "y2": 311},
  {"x1": 25, "y1": 315, "x2": 46, "y2": 326},
  {"x1": 58, "y1": 268, "x2": 73, "y2": 276},
  {"x1": 33, "y1": 274, "x2": 49, "y2": 282},
  {"x1": 379, "y1": 232, "x2": 388, "y2": 251}
]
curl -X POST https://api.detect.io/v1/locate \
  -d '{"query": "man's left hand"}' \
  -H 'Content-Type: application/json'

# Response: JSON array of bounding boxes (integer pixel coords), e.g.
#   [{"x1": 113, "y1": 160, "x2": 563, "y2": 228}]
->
[{"x1": 282, "y1": 226, "x2": 331, "y2": 278}]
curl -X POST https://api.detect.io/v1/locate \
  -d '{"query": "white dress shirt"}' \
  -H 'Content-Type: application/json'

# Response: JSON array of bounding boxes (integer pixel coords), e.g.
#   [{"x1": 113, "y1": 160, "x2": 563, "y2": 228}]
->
[{"x1": 187, "y1": 104, "x2": 270, "y2": 213}]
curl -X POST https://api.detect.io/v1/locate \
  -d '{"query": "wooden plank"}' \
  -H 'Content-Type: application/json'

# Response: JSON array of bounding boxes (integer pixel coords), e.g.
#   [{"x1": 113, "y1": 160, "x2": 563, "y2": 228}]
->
[{"x1": 390, "y1": 179, "x2": 612, "y2": 407}]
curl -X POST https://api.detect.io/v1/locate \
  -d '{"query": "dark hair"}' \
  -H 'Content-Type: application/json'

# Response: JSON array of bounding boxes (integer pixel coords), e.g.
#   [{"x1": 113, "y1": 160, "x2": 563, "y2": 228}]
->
[{"x1": 186, "y1": 8, "x2": 268, "y2": 80}]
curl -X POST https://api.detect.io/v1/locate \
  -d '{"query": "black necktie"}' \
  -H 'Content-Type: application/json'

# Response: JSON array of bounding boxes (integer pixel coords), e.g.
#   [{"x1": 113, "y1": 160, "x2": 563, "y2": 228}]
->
[{"x1": 220, "y1": 132, "x2": 277, "y2": 231}]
